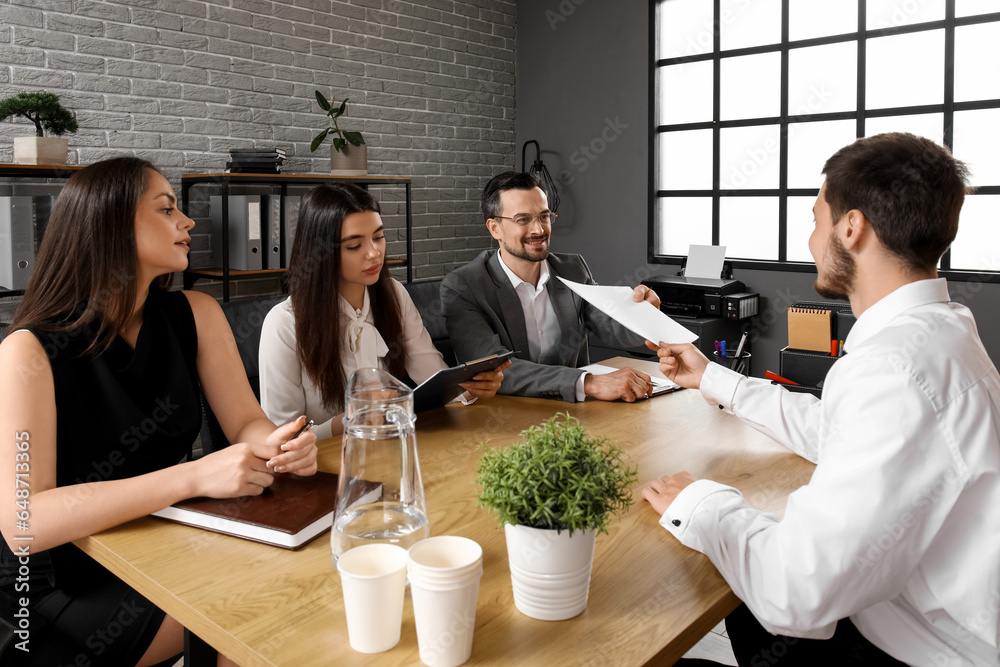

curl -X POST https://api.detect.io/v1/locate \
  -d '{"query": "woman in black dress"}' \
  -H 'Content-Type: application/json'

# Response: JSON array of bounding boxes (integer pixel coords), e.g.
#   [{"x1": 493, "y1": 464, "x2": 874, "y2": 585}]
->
[{"x1": 0, "y1": 157, "x2": 317, "y2": 666}]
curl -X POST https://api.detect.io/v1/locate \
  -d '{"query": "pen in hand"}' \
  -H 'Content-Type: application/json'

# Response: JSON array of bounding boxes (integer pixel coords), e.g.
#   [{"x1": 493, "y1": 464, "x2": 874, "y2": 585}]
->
[{"x1": 291, "y1": 418, "x2": 314, "y2": 441}]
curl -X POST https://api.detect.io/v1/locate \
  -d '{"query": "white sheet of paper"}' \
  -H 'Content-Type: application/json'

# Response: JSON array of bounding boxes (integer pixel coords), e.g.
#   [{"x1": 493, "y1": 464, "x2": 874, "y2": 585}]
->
[
  {"x1": 579, "y1": 364, "x2": 679, "y2": 389},
  {"x1": 557, "y1": 278, "x2": 698, "y2": 344},
  {"x1": 685, "y1": 244, "x2": 727, "y2": 279}
]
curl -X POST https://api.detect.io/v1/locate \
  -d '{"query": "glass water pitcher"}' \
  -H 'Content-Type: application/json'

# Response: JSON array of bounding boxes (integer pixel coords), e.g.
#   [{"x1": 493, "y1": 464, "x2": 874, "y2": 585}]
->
[{"x1": 331, "y1": 367, "x2": 430, "y2": 561}]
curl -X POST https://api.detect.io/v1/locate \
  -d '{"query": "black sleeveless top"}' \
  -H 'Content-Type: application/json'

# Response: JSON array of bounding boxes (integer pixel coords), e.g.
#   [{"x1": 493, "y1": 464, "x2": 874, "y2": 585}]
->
[{"x1": 0, "y1": 288, "x2": 203, "y2": 597}]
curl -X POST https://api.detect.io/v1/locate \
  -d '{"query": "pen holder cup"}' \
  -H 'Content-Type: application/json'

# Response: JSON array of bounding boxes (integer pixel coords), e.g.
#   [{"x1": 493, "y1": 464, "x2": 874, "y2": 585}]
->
[{"x1": 713, "y1": 351, "x2": 751, "y2": 377}]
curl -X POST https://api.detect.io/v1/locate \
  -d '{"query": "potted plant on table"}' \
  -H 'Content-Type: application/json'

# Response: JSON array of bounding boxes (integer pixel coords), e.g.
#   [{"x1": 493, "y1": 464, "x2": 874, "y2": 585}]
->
[
  {"x1": 476, "y1": 413, "x2": 638, "y2": 621},
  {"x1": 0, "y1": 91, "x2": 78, "y2": 165},
  {"x1": 310, "y1": 90, "x2": 367, "y2": 176}
]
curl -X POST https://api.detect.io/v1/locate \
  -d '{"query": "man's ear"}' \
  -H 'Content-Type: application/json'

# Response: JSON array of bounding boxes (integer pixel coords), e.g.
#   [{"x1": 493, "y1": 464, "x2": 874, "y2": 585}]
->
[
  {"x1": 487, "y1": 219, "x2": 502, "y2": 241},
  {"x1": 839, "y1": 209, "x2": 870, "y2": 251}
]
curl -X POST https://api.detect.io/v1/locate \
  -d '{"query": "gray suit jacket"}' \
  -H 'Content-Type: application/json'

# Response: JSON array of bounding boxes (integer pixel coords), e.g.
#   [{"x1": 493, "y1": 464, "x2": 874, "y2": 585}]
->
[{"x1": 441, "y1": 250, "x2": 643, "y2": 401}]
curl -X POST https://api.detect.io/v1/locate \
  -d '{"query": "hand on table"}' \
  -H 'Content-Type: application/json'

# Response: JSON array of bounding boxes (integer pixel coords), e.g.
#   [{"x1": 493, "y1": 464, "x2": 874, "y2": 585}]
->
[
  {"x1": 642, "y1": 471, "x2": 698, "y2": 516},
  {"x1": 192, "y1": 442, "x2": 276, "y2": 498},
  {"x1": 644, "y1": 341, "x2": 710, "y2": 389},
  {"x1": 460, "y1": 359, "x2": 512, "y2": 400},
  {"x1": 584, "y1": 367, "x2": 655, "y2": 402}
]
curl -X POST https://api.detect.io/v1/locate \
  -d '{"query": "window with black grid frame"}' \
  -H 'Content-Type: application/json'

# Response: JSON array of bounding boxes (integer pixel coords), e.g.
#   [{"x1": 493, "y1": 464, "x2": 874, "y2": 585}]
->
[{"x1": 650, "y1": 0, "x2": 1000, "y2": 276}]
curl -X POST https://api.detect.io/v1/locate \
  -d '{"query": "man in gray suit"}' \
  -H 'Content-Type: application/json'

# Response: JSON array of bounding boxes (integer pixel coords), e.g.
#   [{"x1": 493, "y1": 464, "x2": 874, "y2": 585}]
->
[{"x1": 441, "y1": 171, "x2": 661, "y2": 402}]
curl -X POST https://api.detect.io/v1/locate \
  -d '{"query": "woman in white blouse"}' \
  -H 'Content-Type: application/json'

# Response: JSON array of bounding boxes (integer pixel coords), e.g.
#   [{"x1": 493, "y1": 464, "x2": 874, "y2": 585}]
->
[{"x1": 259, "y1": 183, "x2": 509, "y2": 440}]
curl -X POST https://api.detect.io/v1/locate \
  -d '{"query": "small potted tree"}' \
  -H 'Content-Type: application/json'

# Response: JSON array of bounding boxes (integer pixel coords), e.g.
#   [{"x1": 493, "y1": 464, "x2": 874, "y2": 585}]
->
[
  {"x1": 476, "y1": 413, "x2": 637, "y2": 621},
  {"x1": 0, "y1": 91, "x2": 78, "y2": 165},
  {"x1": 310, "y1": 90, "x2": 366, "y2": 176}
]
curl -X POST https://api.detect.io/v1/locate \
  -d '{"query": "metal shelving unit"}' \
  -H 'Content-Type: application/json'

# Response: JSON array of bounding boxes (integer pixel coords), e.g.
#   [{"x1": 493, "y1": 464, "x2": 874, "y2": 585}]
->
[{"x1": 181, "y1": 172, "x2": 413, "y2": 301}]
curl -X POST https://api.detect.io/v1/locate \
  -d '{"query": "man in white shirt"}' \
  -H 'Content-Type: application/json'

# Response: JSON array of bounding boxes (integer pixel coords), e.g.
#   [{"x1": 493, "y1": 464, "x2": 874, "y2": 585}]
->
[
  {"x1": 442, "y1": 171, "x2": 661, "y2": 402},
  {"x1": 646, "y1": 133, "x2": 1000, "y2": 666}
]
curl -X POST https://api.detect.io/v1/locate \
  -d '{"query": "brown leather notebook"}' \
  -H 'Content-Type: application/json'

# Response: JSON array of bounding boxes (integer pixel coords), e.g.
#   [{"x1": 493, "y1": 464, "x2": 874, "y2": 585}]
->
[{"x1": 151, "y1": 471, "x2": 377, "y2": 550}]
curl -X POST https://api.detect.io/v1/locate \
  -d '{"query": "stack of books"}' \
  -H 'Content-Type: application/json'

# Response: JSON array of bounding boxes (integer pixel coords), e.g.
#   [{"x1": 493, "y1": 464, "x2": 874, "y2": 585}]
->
[{"x1": 226, "y1": 148, "x2": 286, "y2": 174}]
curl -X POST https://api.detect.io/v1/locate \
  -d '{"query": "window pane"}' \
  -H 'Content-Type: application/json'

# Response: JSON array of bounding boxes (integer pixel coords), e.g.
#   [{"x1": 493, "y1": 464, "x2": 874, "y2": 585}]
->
[
  {"x1": 951, "y1": 195, "x2": 1000, "y2": 271},
  {"x1": 720, "y1": 52, "x2": 781, "y2": 120},
  {"x1": 788, "y1": 42, "x2": 858, "y2": 117},
  {"x1": 956, "y1": 1, "x2": 1000, "y2": 17},
  {"x1": 658, "y1": 0, "x2": 715, "y2": 60},
  {"x1": 867, "y1": 0, "x2": 944, "y2": 29},
  {"x1": 658, "y1": 60, "x2": 714, "y2": 125},
  {"x1": 719, "y1": 125, "x2": 780, "y2": 190},
  {"x1": 720, "y1": 0, "x2": 781, "y2": 51},
  {"x1": 866, "y1": 31, "x2": 944, "y2": 109},
  {"x1": 657, "y1": 197, "x2": 713, "y2": 255},
  {"x1": 719, "y1": 197, "x2": 779, "y2": 259},
  {"x1": 658, "y1": 130, "x2": 714, "y2": 190},
  {"x1": 864, "y1": 113, "x2": 944, "y2": 144},
  {"x1": 789, "y1": 0, "x2": 858, "y2": 40},
  {"x1": 788, "y1": 120, "x2": 857, "y2": 188},
  {"x1": 955, "y1": 23, "x2": 1000, "y2": 102},
  {"x1": 953, "y1": 108, "x2": 1000, "y2": 185},
  {"x1": 786, "y1": 196, "x2": 818, "y2": 262}
]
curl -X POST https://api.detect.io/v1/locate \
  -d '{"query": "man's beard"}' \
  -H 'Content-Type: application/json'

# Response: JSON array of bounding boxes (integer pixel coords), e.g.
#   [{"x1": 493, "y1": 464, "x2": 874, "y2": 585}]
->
[
  {"x1": 502, "y1": 235, "x2": 549, "y2": 262},
  {"x1": 814, "y1": 232, "x2": 855, "y2": 301}
]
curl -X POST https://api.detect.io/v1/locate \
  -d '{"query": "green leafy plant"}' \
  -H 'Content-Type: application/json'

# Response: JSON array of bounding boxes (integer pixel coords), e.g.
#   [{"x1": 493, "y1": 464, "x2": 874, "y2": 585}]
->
[
  {"x1": 0, "y1": 91, "x2": 78, "y2": 138},
  {"x1": 310, "y1": 90, "x2": 365, "y2": 153},
  {"x1": 476, "y1": 413, "x2": 638, "y2": 536}
]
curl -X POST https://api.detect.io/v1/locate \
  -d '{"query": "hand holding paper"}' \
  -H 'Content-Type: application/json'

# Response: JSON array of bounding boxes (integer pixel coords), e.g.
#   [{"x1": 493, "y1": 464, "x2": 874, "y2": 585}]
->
[{"x1": 558, "y1": 277, "x2": 697, "y2": 344}]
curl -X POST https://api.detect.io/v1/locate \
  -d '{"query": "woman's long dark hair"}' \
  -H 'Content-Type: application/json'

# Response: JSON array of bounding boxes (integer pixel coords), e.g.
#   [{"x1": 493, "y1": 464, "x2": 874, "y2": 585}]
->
[
  {"x1": 10, "y1": 156, "x2": 169, "y2": 355},
  {"x1": 286, "y1": 183, "x2": 405, "y2": 411}
]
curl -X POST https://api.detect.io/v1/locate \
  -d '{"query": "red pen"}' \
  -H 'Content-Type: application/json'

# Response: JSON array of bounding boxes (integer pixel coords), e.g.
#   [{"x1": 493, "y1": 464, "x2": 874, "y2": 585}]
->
[
  {"x1": 765, "y1": 371, "x2": 800, "y2": 386},
  {"x1": 831, "y1": 339, "x2": 839, "y2": 357}
]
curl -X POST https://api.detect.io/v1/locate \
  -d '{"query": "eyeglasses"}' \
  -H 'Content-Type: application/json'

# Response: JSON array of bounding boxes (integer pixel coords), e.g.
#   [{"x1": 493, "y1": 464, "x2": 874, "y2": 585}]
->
[{"x1": 493, "y1": 212, "x2": 558, "y2": 227}]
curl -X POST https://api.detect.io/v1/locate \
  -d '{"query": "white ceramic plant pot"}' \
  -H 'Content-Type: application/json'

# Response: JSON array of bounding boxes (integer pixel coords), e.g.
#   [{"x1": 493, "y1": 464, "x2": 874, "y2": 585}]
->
[
  {"x1": 330, "y1": 143, "x2": 367, "y2": 176},
  {"x1": 13, "y1": 137, "x2": 68, "y2": 165},
  {"x1": 503, "y1": 523, "x2": 596, "y2": 621}
]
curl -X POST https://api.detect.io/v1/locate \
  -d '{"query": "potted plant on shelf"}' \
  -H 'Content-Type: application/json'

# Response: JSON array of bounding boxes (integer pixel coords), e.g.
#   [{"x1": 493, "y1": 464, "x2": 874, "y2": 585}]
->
[
  {"x1": 310, "y1": 90, "x2": 367, "y2": 176},
  {"x1": 476, "y1": 413, "x2": 638, "y2": 621},
  {"x1": 0, "y1": 91, "x2": 78, "y2": 165}
]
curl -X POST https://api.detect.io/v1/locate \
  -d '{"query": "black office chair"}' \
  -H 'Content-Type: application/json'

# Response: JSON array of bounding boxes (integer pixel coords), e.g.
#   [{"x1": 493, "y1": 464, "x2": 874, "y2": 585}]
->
[
  {"x1": 199, "y1": 294, "x2": 285, "y2": 454},
  {"x1": 403, "y1": 279, "x2": 457, "y2": 367}
]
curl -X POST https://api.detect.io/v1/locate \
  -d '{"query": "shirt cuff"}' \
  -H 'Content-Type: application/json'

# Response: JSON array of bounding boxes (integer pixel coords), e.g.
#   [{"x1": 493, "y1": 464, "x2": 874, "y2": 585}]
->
[
  {"x1": 575, "y1": 371, "x2": 588, "y2": 402},
  {"x1": 658, "y1": 478, "x2": 742, "y2": 542},
  {"x1": 457, "y1": 392, "x2": 478, "y2": 406},
  {"x1": 700, "y1": 361, "x2": 744, "y2": 412}
]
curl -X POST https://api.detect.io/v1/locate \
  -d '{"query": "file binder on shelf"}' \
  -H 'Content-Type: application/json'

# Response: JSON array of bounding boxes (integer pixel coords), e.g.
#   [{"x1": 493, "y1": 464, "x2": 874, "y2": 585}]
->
[
  {"x1": 33, "y1": 195, "x2": 57, "y2": 252},
  {"x1": 0, "y1": 196, "x2": 35, "y2": 290},
  {"x1": 282, "y1": 195, "x2": 301, "y2": 267},
  {"x1": 211, "y1": 195, "x2": 262, "y2": 271},
  {"x1": 262, "y1": 195, "x2": 282, "y2": 270}
]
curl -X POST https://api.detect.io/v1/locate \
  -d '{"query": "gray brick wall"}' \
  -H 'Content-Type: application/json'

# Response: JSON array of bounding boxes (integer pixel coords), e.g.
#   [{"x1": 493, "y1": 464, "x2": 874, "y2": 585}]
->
[{"x1": 0, "y1": 0, "x2": 516, "y2": 282}]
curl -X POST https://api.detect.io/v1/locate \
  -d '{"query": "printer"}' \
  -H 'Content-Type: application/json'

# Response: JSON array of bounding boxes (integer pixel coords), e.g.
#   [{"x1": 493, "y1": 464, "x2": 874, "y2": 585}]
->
[{"x1": 642, "y1": 275, "x2": 745, "y2": 317}]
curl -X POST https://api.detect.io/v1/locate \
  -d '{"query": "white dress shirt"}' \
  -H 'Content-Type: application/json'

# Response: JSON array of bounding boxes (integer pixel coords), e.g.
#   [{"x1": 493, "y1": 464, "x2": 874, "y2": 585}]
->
[
  {"x1": 496, "y1": 254, "x2": 588, "y2": 400},
  {"x1": 659, "y1": 279, "x2": 1000, "y2": 666},
  {"x1": 258, "y1": 278, "x2": 447, "y2": 441}
]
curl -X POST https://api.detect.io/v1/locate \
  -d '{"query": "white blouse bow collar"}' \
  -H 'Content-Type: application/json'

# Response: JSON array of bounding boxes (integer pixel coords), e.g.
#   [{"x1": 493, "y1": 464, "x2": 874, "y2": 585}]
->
[{"x1": 341, "y1": 290, "x2": 389, "y2": 360}]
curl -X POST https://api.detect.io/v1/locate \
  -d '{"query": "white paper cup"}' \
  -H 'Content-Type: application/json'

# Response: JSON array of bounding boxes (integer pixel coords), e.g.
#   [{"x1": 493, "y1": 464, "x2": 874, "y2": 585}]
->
[
  {"x1": 407, "y1": 536, "x2": 484, "y2": 667},
  {"x1": 337, "y1": 543, "x2": 409, "y2": 653}
]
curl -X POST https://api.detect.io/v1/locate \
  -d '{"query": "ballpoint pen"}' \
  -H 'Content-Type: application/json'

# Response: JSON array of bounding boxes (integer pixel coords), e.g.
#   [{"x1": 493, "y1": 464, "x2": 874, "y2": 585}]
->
[
  {"x1": 291, "y1": 418, "x2": 314, "y2": 440},
  {"x1": 731, "y1": 331, "x2": 748, "y2": 370}
]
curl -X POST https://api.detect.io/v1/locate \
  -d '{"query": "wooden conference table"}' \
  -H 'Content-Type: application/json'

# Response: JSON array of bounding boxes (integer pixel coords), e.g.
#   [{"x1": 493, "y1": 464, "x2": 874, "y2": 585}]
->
[{"x1": 76, "y1": 358, "x2": 816, "y2": 666}]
